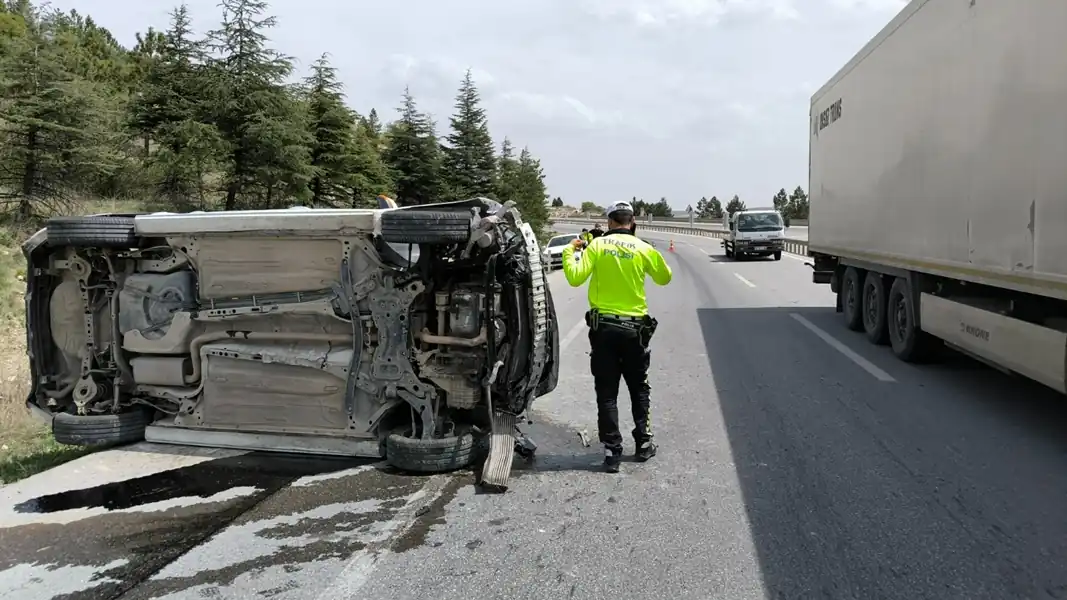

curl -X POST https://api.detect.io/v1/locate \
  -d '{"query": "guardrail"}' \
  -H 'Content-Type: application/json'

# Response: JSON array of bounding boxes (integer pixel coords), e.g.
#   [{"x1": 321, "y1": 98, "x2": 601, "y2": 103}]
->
[{"x1": 549, "y1": 218, "x2": 810, "y2": 258}]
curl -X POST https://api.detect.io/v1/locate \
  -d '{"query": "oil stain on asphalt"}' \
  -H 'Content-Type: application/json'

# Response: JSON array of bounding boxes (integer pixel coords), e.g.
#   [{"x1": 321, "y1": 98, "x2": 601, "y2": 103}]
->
[
  {"x1": 0, "y1": 418, "x2": 598, "y2": 600},
  {"x1": 0, "y1": 453, "x2": 383, "y2": 600}
]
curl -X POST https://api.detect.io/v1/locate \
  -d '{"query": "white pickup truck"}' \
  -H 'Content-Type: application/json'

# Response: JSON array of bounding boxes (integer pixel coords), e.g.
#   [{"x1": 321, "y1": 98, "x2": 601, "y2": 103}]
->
[
  {"x1": 807, "y1": 0, "x2": 1067, "y2": 392},
  {"x1": 722, "y1": 208, "x2": 786, "y2": 261}
]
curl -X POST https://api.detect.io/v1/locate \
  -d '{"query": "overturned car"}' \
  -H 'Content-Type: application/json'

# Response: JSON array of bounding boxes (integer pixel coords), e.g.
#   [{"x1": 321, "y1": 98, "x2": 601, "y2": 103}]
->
[{"x1": 22, "y1": 198, "x2": 559, "y2": 481}]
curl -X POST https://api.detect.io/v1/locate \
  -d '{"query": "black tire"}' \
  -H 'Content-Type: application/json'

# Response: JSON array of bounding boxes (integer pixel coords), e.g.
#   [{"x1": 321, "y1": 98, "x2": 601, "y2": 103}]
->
[
  {"x1": 52, "y1": 409, "x2": 151, "y2": 447},
  {"x1": 380, "y1": 210, "x2": 471, "y2": 244},
  {"x1": 724, "y1": 245, "x2": 734, "y2": 259},
  {"x1": 773, "y1": 251, "x2": 782, "y2": 261},
  {"x1": 47, "y1": 216, "x2": 138, "y2": 248},
  {"x1": 862, "y1": 271, "x2": 889, "y2": 345},
  {"x1": 385, "y1": 433, "x2": 476, "y2": 474},
  {"x1": 841, "y1": 267, "x2": 864, "y2": 332},
  {"x1": 887, "y1": 277, "x2": 940, "y2": 362}
]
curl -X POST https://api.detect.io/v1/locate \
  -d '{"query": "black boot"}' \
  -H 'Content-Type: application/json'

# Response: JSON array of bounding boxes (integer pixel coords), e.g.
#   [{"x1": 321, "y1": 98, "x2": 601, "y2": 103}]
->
[
  {"x1": 635, "y1": 441, "x2": 657, "y2": 462},
  {"x1": 604, "y1": 448, "x2": 622, "y2": 473}
]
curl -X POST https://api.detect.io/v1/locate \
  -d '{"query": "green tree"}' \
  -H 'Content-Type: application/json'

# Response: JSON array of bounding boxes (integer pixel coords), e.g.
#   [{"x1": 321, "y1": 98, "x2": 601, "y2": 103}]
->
[
  {"x1": 441, "y1": 69, "x2": 496, "y2": 199},
  {"x1": 382, "y1": 87, "x2": 443, "y2": 205},
  {"x1": 349, "y1": 117, "x2": 393, "y2": 207},
  {"x1": 130, "y1": 4, "x2": 223, "y2": 208},
  {"x1": 580, "y1": 201, "x2": 600, "y2": 213},
  {"x1": 707, "y1": 195, "x2": 723, "y2": 219},
  {"x1": 695, "y1": 196, "x2": 708, "y2": 218},
  {"x1": 725, "y1": 194, "x2": 746, "y2": 216},
  {"x1": 511, "y1": 146, "x2": 549, "y2": 234},
  {"x1": 0, "y1": 4, "x2": 123, "y2": 219},
  {"x1": 363, "y1": 108, "x2": 382, "y2": 138},
  {"x1": 652, "y1": 197, "x2": 673, "y2": 217},
  {"x1": 207, "y1": 0, "x2": 311, "y2": 209},
  {"x1": 772, "y1": 188, "x2": 789, "y2": 214},
  {"x1": 304, "y1": 53, "x2": 359, "y2": 207},
  {"x1": 788, "y1": 185, "x2": 809, "y2": 219},
  {"x1": 551, "y1": 197, "x2": 563, "y2": 208}
]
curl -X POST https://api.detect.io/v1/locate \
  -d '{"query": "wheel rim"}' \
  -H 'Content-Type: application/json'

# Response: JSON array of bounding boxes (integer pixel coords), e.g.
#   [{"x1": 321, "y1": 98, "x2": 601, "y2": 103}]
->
[
  {"x1": 864, "y1": 284, "x2": 878, "y2": 326},
  {"x1": 892, "y1": 295, "x2": 908, "y2": 341},
  {"x1": 845, "y1": 279, "x2": 857, "y2": 315}
]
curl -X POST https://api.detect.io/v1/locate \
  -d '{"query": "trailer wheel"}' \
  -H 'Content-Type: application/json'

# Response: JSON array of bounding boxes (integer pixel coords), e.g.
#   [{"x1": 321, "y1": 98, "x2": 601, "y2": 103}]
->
[
  {"x1": 887, "y1": 277, "x2": 939, "y2": 362},
  {"x1": 861, "y1": 272, "x2": 889, "y2": 345},
  {"x1": 841, "y1": 267, "x2": 864, "y2": 331}
]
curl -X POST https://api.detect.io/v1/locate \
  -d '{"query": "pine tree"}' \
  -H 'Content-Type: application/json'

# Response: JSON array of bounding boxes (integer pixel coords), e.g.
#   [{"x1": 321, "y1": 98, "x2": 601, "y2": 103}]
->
[
  {"x1": 512, "y1": 146, "x2": 549, "y2": 235},
  {"x1": 441, "y1": 69, "x2": 496, "y2": 200},
  {"x1": 349, "y1": 118, "x2": 393, "y2": 207},
  {"x1": 364, "y1": 108, "x2": 382, "y2": 138},
  {"x1": 130, "y1": 4, "x2": 223, "y2": 208},
  {"x1": 707, "y1": 195, "x2": 723, "y2": 219},
  {"x1": 772, "y1": 188, "x2": 789, "y2": 214},
  {"x1": 207, "y1": 0, "x2": 311, "y2": 209},
  {"x1": 382, "y1": 87, "x2": 443, "y2": 205},
  {"x1": 725, "y1": 195, "x2": 746, "y2": 216},
  {"x1": 0, "y1": 4, "x2": 122, "y2": 219},
  {"x1": 494, "y1": 137, "x2": 518, "y2": 201},
  {"x1": 304, "y1": 53, "x2": 358, "y2": 207},
  {"x1": 788, "y1": 186, "x2": 809, "y2": 219}
]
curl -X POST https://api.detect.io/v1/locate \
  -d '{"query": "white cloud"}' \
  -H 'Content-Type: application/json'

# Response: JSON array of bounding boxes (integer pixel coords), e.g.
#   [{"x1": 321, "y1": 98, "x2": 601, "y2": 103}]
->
[
  {"x1": 580, "y1": 0, "x2": 799, "y2": 27},
  {"x1": 824, "y1": 0, "x2": 908, "y2": 11},
  {"x1": 498, "y1": 91, "x2": 627, "y2": 130}
]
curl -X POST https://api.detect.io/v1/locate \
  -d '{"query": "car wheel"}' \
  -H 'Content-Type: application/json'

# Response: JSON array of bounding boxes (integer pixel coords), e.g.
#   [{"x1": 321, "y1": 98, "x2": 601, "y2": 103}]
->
[
  {"x1": 47, "y1": 216, "x2": 138, "y2": 248},
  {"x1": 862, "y1": 272, "x2": 889, "y2": 345},
  {"x1": 380, "y1": 210, "x2": 472, "y2": 244},
  {"x1": 52, "y1": 409, "x2": 152, "y2": 447},
  {"x1": 841, "y1": 267, "x2": 864, "y2": 331},
  {"x1": 385, "y1": 432, "x2": 477, "y2": 474}
]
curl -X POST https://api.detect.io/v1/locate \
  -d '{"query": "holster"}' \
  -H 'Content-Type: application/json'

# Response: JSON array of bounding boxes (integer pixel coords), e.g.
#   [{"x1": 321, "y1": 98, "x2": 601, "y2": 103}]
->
[{"x1": 586, "y1": 309, "x2": 657, "y2": 347}]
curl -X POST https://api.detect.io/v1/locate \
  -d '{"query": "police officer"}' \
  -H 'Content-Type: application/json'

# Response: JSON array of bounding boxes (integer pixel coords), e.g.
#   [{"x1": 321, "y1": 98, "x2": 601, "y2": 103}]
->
[
  {"x1": 561, "y1": 201, "x2": 673, "y2": 472},
  {"x1": 579, "y1": 228, "x2": 593, "y2": 245},
  {"x1": 590, "y1": 223, "x2": 604, "y2": 239}
]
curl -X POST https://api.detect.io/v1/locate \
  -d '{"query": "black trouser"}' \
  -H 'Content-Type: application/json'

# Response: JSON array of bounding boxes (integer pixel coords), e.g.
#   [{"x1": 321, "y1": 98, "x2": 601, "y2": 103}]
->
[{"x1": 588, "y1": 319, "x2": 654, "y2": 452}]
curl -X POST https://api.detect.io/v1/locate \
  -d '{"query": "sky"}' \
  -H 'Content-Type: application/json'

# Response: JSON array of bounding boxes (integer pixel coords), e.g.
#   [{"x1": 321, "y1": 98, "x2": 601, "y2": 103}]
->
[{"x1": 52, "y1": 0, "x2": 908, "y2": 210}]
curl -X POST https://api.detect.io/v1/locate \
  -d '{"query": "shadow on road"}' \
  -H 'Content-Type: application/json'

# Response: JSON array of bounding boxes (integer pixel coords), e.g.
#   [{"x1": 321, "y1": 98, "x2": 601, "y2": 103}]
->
[{"x1": 696, "y1": 305, "x2": 1067, "y2": 599}]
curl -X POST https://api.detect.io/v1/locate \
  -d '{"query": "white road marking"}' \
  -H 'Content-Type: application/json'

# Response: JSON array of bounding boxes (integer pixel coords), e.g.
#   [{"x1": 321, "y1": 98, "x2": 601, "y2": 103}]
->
[
  {"x1": 783, "y1": 253, "x2": 807, "y2": 262},
  {"x1": 560, "y1": 318, "x2": 587, "y2": 351},
  {"x1": 789, "y1": 313, "x2": 896, "y2": 382},
  {"x1": 733, "y1": 273, "x2": 757, "y2": 288}
]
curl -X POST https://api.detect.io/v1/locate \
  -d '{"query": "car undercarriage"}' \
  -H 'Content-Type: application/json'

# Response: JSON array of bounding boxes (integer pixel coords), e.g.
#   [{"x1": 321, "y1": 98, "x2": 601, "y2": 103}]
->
[{"x1": 22, "y1": 198, "x2": 559, "y2": 485}]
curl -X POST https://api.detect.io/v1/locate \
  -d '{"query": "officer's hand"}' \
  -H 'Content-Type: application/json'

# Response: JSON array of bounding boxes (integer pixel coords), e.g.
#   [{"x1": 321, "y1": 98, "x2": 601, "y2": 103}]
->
[{"x1": 571, "y1": 239, "x2": 585, "y2": 250}]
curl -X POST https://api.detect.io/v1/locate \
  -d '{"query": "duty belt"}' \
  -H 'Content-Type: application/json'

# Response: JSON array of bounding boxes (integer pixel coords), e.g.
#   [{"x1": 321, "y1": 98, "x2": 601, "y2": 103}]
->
[{"x1": 586, "y1": 309, "x2": 647, "y2": 332}]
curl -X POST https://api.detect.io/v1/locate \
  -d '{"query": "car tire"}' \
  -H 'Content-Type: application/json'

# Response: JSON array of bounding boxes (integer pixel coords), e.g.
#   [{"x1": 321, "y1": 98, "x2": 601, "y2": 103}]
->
[
  {"x1": 887, "y1": 277, "x2": 940, "y2": 363},
  {"x1": 862, "y1": 272, "x2": 889, "y2": 345},
  {"x1": 380, "y1": 210, "x2": 472, "y2": 244},
  {"x1": 773, "y1": 251, "x2": 782, "y2": 261},
  {"x1": 841, "y1": 267, "x2": 864, "y2": 331},
  {"x1": 47, "y1": 216, "x2": 138, "y2": 248},
  {"x1": 52, "y1": 409, "x2": 152, "y2": 447},
  {"x1": 385, "y1": 432, "x2": 477, "y2": 474}
]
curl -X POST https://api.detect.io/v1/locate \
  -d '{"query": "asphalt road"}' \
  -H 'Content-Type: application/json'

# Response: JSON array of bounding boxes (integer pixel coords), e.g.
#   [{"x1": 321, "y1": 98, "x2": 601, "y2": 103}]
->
[{"x1": 3, "y1": 225, "x2": 1067, "y2": 599}]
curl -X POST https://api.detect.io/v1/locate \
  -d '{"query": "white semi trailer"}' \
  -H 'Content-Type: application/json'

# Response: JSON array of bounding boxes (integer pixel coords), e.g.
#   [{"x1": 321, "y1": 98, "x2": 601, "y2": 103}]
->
[{"x1": 808, "y1": 0, "x2": 1067, "y2": 392}]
